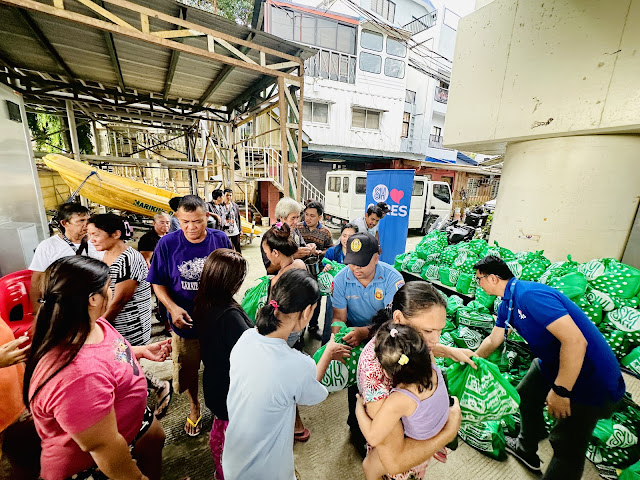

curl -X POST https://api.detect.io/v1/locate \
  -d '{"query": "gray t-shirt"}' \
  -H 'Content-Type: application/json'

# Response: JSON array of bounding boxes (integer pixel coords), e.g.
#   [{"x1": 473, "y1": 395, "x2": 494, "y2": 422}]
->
[
  {"x1": 353, "y1": 215, "x2": 378, "y2": 236},
  {"x1": 223, "y1": 328, "x2": 328, "y2": 480}
]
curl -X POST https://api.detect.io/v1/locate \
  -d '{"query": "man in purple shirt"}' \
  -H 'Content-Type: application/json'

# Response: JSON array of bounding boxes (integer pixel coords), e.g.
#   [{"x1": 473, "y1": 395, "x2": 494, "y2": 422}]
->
[{"x1": 148, "y1": 195, "x2": 232, "y2": 436}]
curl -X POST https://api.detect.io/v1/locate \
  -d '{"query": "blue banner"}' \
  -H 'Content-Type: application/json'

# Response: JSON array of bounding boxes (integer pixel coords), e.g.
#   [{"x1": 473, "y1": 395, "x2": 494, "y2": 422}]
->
[{"x1": 365, "y1": 169, "x2": 415, "y2": 264}]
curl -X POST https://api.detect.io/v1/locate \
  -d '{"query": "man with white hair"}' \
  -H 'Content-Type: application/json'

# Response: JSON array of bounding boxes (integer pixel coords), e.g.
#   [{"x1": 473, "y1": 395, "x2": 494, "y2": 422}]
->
[
  {"x1": 261, "y1": 197, "x2": 317, "y2": 275},
  {"x1": 138, "y1": 212, "x2": 171, "y2": 266}
]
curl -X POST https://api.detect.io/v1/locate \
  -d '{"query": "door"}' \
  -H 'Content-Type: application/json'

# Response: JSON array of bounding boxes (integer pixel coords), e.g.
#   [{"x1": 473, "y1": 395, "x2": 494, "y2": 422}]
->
[
  {"x1": 325, "y1": 174, "x2": 342, "y2": 219},
  {"x1": 427, "y1": 182, "x2": 452, "y2": 219},
  {"x1": 340, "y1": 175, "x2": 350, "y2": 220},
  {"x1": 408, "y1": 179, "x2": 426, "y2": 228}
]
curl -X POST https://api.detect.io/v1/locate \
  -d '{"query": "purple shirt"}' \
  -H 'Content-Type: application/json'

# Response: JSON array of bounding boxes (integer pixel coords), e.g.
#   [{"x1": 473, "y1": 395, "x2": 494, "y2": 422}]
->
[{"x1": 147, "y1": 228, "x2": 232, "y2": 338}]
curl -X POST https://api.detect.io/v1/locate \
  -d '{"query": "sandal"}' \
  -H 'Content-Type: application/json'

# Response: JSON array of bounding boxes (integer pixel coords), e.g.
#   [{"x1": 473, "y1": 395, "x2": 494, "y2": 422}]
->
[
  {"x1": 294, "y1": 428, "x2": 310, "y2": 442},
  {"x1": 154, "y1": 380, "x2": 172, "y2": 419},
  {"x1": 185, "y1": 414, "x2": 202, "y2": 437}
]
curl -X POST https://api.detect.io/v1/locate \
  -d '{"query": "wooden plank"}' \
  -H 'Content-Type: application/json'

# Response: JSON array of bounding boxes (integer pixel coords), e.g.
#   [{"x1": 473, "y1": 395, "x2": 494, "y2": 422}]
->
[
  {"x1": 283, "y1": 86, "x2": 298, "y2": 121},
  {"x1": 207, "y1": 35, "x2": 214, "y2": 53},
  {"x1": 100, "y1": 0, "x2": 303, "y2": 64},
  {"x1": 140, "y1": 13, "x2": 149, "y2": 33},
  {"x1": 259, "y1": 51, "x2": 265, "y2": 66},
  {"x1": 214, "y1": 37, "x2": 257, "y2": 65},
  {"x1": 74, "y1": 0, "x2": 135, "y2": 29},
  {"x1": 53, "y1": 0, "x2": 64, "y2": 8},
  {"x1": 296, "y1": 71, "x2": 303, "y2": 201},
  {"x1": 277, "y1": 77, "x2": 289, "y2": 197},
  {"x1": 151, "y1": 29, "x2": 204, "y2": 39},
  {"x1": 266, "y1": 61, "x2": 300, "y2": 71},
  {"x1": 4, "y1": 0, "x2": 298, "y2": 81}
]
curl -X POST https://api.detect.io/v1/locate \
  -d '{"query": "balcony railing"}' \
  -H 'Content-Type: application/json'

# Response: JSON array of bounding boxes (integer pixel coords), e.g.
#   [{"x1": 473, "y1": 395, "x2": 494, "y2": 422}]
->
[
  {"x1": 429, "y1": 134, "x2": 444, "y2": 149},
  {"x1": 434, "y1": 87, "x2": 448, "y2": 104},
  {"x1": 304, "y1": 47, "x2": 356, "y2": 84},
  {"x1": 403, "y1": 12, "x2": 437, "y2": 35}
]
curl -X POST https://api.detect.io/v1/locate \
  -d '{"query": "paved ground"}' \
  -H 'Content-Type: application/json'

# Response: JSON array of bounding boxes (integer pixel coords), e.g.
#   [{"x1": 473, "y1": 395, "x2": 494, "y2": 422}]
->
[{"x1": 151, "y1": 231, "x2": 640, "y2": 480}]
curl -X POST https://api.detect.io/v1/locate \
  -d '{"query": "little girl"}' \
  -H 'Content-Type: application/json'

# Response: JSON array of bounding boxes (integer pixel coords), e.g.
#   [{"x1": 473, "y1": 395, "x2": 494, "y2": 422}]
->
[
  {"x1": 356, "y1": 322, "x2": 450, "y2": 480},
  {"x1": 222, "y1": 269, "x2": 351, "y2": 480}
]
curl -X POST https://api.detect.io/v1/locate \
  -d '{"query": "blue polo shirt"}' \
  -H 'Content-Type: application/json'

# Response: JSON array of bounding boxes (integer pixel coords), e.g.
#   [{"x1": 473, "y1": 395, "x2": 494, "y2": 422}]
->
[
  {"x1": 331, "y1": 261, "x2": 404, "y2": 327},
  {"x1": 496, "y1": 278, "x2": 625, "y2": 407}
]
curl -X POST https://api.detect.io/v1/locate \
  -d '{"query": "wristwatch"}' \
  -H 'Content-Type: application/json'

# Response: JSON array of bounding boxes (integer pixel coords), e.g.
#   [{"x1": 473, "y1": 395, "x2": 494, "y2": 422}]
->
[{"x1": 551, "y1": 384, "x2": 572, "y2": 398}]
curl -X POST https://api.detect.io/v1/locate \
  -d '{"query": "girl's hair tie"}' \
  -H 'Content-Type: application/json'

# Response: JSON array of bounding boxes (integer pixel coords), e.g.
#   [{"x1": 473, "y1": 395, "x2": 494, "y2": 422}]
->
[
  {"x1": 269, "y1": 300, "x2": 279, "y2": 310},
  {"x1": 389, "y1": 328, "x2": 399, "y2": 338},
  {"x1": 398, "y1": 354, "x2": 409, "y2": 366}
]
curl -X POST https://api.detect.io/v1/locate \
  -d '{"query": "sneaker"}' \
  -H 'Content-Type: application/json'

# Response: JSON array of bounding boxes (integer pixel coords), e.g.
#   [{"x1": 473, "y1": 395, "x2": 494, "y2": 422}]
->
[{"x1": 505, "y1": 435, "x2": 542, "y2": 473}]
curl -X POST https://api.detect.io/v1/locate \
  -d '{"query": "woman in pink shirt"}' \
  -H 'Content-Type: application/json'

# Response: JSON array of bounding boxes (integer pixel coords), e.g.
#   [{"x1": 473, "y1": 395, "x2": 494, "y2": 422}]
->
[{"x1": 23, "y1": 256, "x2": 171, "y2": 480}]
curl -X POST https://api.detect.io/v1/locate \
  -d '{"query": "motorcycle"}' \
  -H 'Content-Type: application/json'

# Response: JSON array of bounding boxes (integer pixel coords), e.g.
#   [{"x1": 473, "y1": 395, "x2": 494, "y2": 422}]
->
[{"x1": 429, "y1": 206, "x2": 491, "y2": 245}]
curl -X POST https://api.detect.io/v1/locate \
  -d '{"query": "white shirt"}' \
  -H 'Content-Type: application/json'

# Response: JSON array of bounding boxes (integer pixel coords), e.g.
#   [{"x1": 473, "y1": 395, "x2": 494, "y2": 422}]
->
[
  {"x1": 223, "y1": 328, "x2": 328, "y2": 480},
  {"x1": 28, "y1": 235, "x2": 105, "y2": 272},
  {"x1": 353, "y1": 216, "x2": 379, "y2": 236}
]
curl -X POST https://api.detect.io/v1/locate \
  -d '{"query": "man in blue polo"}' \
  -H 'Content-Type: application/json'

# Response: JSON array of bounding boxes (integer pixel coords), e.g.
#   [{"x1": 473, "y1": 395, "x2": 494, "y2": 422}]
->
[
  {"x1": 473, "y1": 256, "x2": 625, "y2": 480},
  {"x1": 330, "y1": 232, "x2": 404, "y2": 455}
]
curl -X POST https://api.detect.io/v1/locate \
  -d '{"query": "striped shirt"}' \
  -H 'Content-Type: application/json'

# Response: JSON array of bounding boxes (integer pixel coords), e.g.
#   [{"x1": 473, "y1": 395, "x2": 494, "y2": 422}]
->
[{"x1": 109, "y1": 247, "x2": 152, "y2": 346}]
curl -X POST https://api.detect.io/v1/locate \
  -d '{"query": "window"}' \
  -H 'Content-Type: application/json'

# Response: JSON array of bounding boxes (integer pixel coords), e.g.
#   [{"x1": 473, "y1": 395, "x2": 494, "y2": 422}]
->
[
  {"x1": 466, "y1": 178, "x2": 479, "y2": 197},
  {"x1": 412, "y1": 181, "x2": 424, "y2": 196},
  {"x1": 386, "y1": 37, "x2": 406, "y2": 57},
  {"x1": 489, "y1": 178, "x2": 500, "y2": 198},
  {"x1": 271, "y1": 6, "x2": 357, "y2": 55},
  {"x1": 384, "y1": 58, "x2": 405, "y2": 78},
  {"x1": 433, "y1": 184, "x2": 451, "y2": 203},
  {"x1": 356, "y1": 177, "x2": 367, "y2": 194},
  {"x1": 405, "y1": 90, "x2": 416, "y2": 104},
  {"x1": 432, "y1": 126, "x2": 442, "y2": 137},
  {"x1": 352, "y1": 108, "x2": 380, "y2": 130},
  {"x1": 303, "y1": 102, "x2": 329, "y2": 124},
  {"x1": 361, "y1": 30, "x2": 383, "y2": 51},
  {"x1": 328, "y1": 177, "x2": 341, "y2": 192},
  {"x1": 401, "y1": 112, "x2": 410, "y2": 137},
  {"x1": 343, "y1": 177, "x2": 349, "y2": 193},
  {"x1": 359, "y1": 52, "x2": 382, "y2": 74},
  {"x1": 370, "y1": 0, "x2": 395, "y2": 22}
]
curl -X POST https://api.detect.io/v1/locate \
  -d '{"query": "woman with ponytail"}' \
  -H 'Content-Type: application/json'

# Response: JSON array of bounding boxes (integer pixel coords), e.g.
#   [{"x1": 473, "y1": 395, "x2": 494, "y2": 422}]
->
[
  {"x1": 222, "y1": 269, "x2": 350, "y2": 480},
  {"x1": 88, "y1": 214, "x2": 172, "y2": 418},
  {"x1": 24, "y1": 256, "x2": 170, "y2": 480}
]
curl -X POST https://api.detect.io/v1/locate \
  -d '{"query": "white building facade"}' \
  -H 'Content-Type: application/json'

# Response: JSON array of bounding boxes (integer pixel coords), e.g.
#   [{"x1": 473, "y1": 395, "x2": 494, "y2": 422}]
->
[{"x1": 262, "y1": 0, "x2": 476, "y2": 189}]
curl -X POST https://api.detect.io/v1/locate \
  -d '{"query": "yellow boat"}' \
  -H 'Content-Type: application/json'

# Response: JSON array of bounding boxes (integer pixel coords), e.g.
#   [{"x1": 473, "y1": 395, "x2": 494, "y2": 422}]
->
[{"x1": 43, "y1": 154, "x2": 261, "y2": 235}]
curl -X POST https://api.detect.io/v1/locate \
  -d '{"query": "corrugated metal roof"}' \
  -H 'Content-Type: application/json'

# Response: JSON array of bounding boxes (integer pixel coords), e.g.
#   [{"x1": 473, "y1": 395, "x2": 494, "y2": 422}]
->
[{"x1": 0, "y1": 0, "x2": 316, "y2": 127}]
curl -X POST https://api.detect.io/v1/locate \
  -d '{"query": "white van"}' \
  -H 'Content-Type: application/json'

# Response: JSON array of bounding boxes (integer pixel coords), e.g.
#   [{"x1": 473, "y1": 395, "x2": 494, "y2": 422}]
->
[{"x1": 324, "y1": 170, "x2": 452, "y2": 234}]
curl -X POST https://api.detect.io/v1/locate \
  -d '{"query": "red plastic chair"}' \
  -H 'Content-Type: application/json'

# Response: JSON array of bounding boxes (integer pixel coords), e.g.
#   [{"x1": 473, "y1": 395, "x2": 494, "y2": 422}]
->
[{"x1": 0, "y1": 269, "x2": 35, "y2": 338}]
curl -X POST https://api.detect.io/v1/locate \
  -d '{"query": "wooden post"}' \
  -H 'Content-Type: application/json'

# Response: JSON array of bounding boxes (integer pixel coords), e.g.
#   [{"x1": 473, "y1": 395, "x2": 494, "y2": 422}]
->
[
  {"x1": 201, "y1": 120, "x2": 209, "y2": 201},
  {"x1": 226, "y1": 122, "x2": 233, "y2": 189},
  {"x1": 277, "y1": 76, "x2": 289, "y2": 197},
  {"x1": 296, "y1": 71, "x2": 303, "y2": 202},
  {"x1": 65, "y1": 100, "x2": 81, "y2": 162}
]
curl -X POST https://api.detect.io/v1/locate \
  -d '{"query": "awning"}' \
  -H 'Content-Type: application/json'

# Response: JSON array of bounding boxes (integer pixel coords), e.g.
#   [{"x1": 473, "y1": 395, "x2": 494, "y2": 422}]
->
[
  {"x1": 456, "y1": 152, "x2": 478, "y2": 166},
  {"x1": 424, "y1": 156, "x2": 455, "y2": 164}
]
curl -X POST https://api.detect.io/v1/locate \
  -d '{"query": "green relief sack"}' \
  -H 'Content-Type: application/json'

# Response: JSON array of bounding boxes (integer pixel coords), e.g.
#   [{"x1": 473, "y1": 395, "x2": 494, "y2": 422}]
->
[
  {"x1": 447, "y1": 357, "x2": 520, "y2": 423},
  {"x1": 548, "y1": 271, "x2": 588, "y2": 300},
  {"x1": 424, "y1": 264, "x2": 440, "y2": 281},
  {"x1": 586, "y1": 288, "x2": 617, "y2": 313},
  {"x1": 317, "y1": 272, "x2": 334, "y2": 296},
  {"x1": 574, "y1": 295, "x2": 603, "y2": 325},
  {"x1": 438, "y1": 266, "x2": 460, "y2": 287},
  {"x1": 394, "y1": 252, "x2": 408, "y2": 270},
  {"x1": 401, "y1": 253, "x2": 413, "y2": 271},
  {"x1": 410, "y1": 258, "x2": 426, "y2": 274},
  {"x1": 603, "y1": 307, "x2": 640, "y2": 333},
  {"x1": 475, "y1": 288, "x2": 497, "y2": 310},
  {"x1": 466, "y1": 239, "x2": 488, "y2": 256},
  {"x1": 456, "y1": 307, "x2": 495, "y2": 331},
  {"x1": 492, "y1": 241, "x2": 516, "y2": 262},
  {"x1": 619, "y1": 459, "x2": 640, "y2": 480},
  {"x1": 312, "y1": 321, "x2": 363, "y2": 392},
  {"x1": 456, "y1": 272, "x2": 474, "y2": 294},
  {"x1": 241, "y1": 276, "x2": 270, "y2": 323},
  {"x1": 440, "y1": 246, "x2": 461, "y2": 266},
  {"x1": 458, "y1": 421, "x2": 507, "y2": 460},
  {"x1": 450, "y1": 326, "x2": 485, "y2": 350},
  {"x1": 590, "y1": 260, "x2": 640, "y2": 299},
  {"x1": 405, "y1": 253, "x2": 420, "y2": 272},
  {"x1": 591, "y1": 414, "x2": 638, "y2": 450},
  {"x1": 446, "y1": 295, "x2": 465, "y2": 317},
  {"x1": 520, "y1": 257, "x2": 551, "y2": 282},
  {"x1": 539, "y1": 255, "x2": 579, "y2": 285},
  {"x1": 622, "y1": 347, "x2": 640, "y2": 376},
  {"x1": 453, "y1": 249, "x2": 480, "y2": 275},
  {"x1": 602, "y1": 330, "x2": 635, "y2": 359},
  {"x1": 506, "y1": 260, "x2": 523, "y2": 279},
  {"x1": 578, "y1": 259, "x2": 607, "y2": 281}
]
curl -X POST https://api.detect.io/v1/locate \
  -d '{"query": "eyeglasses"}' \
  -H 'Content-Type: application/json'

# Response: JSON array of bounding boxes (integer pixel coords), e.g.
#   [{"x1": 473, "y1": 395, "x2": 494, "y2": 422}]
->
[{"x1": 475, "y1": 274, "x2": 490, "y2": 282}]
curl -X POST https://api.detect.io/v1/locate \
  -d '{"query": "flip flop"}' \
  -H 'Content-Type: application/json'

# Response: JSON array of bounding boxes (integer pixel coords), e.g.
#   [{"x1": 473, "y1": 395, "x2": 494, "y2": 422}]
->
[
  {"x1": 185, "y1": 414, "x2": 202, "y2": 437},
  {"x1": 154, "y1": 380, "x2": 172, "y2": 419},
  {"x1": 294, "y1": 428, "x2": 310, "y2": 442}
]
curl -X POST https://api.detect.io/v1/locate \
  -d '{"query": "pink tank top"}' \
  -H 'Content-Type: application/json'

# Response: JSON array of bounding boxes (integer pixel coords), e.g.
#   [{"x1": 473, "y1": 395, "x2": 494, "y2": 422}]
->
[{"x1": 390, "y1": 366, "x2": 449, "y2": 440}]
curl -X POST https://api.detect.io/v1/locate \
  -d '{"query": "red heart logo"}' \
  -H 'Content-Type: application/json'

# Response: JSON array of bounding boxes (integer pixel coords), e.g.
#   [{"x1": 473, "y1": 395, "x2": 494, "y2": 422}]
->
[{"x1": 390, "y1": 188, "x2": 404, "y2": 204}]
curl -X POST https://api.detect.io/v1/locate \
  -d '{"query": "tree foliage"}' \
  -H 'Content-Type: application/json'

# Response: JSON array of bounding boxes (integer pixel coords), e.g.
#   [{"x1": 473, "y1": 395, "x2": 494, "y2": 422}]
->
[
  {"x1": 178, "y1": 0, "x2": 255, "y2": 26},
  {"x1": 27, "y1": 112, "x2": 93, "y2": 155}
]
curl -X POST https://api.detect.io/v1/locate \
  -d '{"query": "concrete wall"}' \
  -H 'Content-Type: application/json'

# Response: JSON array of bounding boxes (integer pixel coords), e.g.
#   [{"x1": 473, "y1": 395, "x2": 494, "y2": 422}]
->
[
  {"x1": 489, "y1": 135, "x2": 640, "y2": 262},
  {"x1": 445, "y1": 0, "x2": 640, "y2": 154}
]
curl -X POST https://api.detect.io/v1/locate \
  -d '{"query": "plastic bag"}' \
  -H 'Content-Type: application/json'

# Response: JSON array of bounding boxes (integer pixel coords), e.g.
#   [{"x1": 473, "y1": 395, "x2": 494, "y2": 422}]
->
[
  {"x1": 241, "y1": 276, "x2": 270, "y2": 323},
  {"x1": 447, "y1": 357, "x2": 520, "y2": 423},
  {"x1": 475, "y1": 288, "x2": 497, "y2": 310},
  {"x1": 394, "y1": 252, "x2": 408, "y2": 270},
  {"x1": 439, "y1": 266, "x2": 460, "y2": 287},
  {"x1": 312, "y1": 321, "x2": 363, "y2": 392},
  {"x1": 453, "y1": 249, "x2": 479, "y2": 275},
  {"x1": 622, "y1": 347, "x2": 640, "y2": 376},
  {"x1": 456, "y1": 272, "x2": 474, "y2": 294},
  {"x1": 458, "y1": 421, "x2": 506, "y2": 460},
  {"x1": 450, "y1": 326, "x2": 485, "y2": 350},
  {"x1": 548, "y1": 271, "x2": 588, "y2": 299},
  {"x1": 446, "y1": 295, "x2": 464, "y2": 317},
  {"x1": 590, "y1": 260, "x2": 640, "y2": 299},
  {"x1": 619, "y1": 459, "x2": 640, "y2": 480},
  {"x1": 423, "y1": 264, "x2": 440, "y2": 281},
  {"x1": 456, "y1": 308, "x2": 495, "y2": 332}
]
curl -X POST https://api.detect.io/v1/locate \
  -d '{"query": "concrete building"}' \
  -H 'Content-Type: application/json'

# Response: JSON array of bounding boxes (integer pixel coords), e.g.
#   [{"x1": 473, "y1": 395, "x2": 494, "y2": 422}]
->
[{"x1": 260, "y1": 0, "x2": 484, "y2": 193}]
